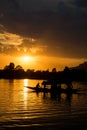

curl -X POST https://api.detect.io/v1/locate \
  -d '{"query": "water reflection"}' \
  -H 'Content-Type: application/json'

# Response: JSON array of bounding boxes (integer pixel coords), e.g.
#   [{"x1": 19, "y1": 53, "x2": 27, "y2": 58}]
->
[
  {"x1": 23, "y1": 79, "x2": 29, "y2": 109},
  {"x1": 8, "y1": 79, "x2": 14, "y2": 84},
  {"x1": 0, "y1": 79, "x2": 87, "y2": 128},
  {"x1": 24, "y1": 79, "x2": 29, "y2": 87},
  {"x1": 34, "y1": 92, "x2": 76, "y2": 106},
  {"x1": 24, "y1": 79, "x2": 29, "y2": 99}
]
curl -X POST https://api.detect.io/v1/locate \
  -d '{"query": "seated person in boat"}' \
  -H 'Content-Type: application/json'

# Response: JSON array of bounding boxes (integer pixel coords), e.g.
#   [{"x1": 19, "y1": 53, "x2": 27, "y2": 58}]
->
[{"x1": 36, "y1": 83, "x2": 40, "y2": 88}]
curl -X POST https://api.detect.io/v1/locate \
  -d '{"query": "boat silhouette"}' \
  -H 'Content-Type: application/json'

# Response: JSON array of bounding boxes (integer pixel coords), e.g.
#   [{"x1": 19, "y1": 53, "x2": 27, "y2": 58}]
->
[{"x1": 25, "y1": 86, "x2": 80, "y2": 94}]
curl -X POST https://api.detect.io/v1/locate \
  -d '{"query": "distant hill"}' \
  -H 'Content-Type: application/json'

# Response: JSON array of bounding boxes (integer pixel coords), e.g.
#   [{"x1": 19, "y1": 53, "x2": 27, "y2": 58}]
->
[{"x1": 71, "y1": 62, "x2": 87, "y2": 72}]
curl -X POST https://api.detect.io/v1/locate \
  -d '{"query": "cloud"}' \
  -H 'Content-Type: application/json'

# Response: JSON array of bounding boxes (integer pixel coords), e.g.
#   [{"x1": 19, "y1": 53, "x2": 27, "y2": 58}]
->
[
  {"x1": 0, "y1": 31, "x2": 23, "y2": 45},
  {"x1": 0, "y1": 0, "x2": 87, "y2": 58},
  {"x1": 74, "y1": 0, "x2": 87, "y2": 8},
  {"x1": 0, "y1": 25, "x2": 45, "y2": 56}
]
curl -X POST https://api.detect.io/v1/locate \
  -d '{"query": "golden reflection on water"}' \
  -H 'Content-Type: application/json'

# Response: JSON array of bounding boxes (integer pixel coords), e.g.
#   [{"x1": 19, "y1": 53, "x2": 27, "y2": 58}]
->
[
  {"x1": 0, "y1": 79, "x2": 87, "y2": 125},
  {"x1": 23, "y1": 79, "x2": 29, "y2": 109},
  {"x1": 24, "y1": 79, "x2": 29, "y2": 87},
  {"x1": 23, "y1": 79, "x2": 40, "y2": 111},
  {"x1": 24, "y1": 79, "x2": 29, "y2": 97}
]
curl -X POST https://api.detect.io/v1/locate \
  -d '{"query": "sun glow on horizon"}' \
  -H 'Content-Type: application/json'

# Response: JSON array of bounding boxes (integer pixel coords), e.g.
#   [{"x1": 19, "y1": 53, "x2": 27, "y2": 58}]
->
[
  {"x1": 17, "y1": 55, "x2": 37, "y2": 70},
  {"x1": 23, "y1": 56, "x2": 31, "y2": 62},
  {"x1": 0, "y1": 53, "x2": 86, "y2": 71}
]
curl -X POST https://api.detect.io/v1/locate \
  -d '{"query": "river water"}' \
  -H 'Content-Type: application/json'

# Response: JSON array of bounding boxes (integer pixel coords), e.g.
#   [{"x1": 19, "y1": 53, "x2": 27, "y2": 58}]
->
[{"x1": 0, "y1": 79, "x2": 87, "y2": 129}]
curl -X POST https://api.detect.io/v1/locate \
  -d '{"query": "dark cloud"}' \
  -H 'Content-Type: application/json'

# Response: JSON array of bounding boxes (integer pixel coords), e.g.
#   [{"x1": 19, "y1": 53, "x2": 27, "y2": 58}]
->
[
  {"x1": 74, "y1": 0, "x2": 87, "y2": 8},
  {"x1": 0, "y1": 0, "x2": 87, "y2": 58}
]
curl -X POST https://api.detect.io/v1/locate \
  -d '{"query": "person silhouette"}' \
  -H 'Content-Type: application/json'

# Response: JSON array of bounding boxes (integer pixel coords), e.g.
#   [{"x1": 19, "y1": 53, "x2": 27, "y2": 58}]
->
[{"x1": 36, "y1": 83, "x2": 40, "y2": 88}]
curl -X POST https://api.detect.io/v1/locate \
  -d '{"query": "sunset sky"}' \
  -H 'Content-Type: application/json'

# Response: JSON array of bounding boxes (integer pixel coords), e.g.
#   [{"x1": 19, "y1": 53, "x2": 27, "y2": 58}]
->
[{"x1": 0, "y1": 0, "x2": 87, "y2": 71}]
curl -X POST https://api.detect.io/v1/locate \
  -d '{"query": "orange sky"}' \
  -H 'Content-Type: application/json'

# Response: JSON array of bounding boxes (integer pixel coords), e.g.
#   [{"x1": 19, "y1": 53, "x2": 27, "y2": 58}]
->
[
  {"x1": 0, "y1": 31, "x2": 86, "y2": 71},
  {"x1": 0, "y1": 53, "x2": 85, "y2": 71},
  {"x1": 0, "y1": 0, "x2": 87, "y2": 71}
]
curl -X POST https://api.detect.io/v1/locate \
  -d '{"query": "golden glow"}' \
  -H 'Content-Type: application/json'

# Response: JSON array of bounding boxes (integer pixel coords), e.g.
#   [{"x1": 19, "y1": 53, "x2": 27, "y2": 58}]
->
[
  {"x1": 17, "y1": 55, "x2": 36, "y2": 64},
  {"x1": 0, "y1": 53, "x2": 86, "y2": 71},
  {"x1": 23, "y1": 56, "x2": 29, "y2": 61},
  {"x1": 16, "y1": 55, "x2": 37, "y2": 71},
  {"x1": 23, "y1": 79, "x2": 28, "y2": 99},
  {"x1": 23, "y1": 79, "x2": 28, "y2": 109},
  {"x1": 22, "y1": 55, "x2": 32, "y2": 62},
  {"x1": 24, "y1": 79, "x2": 28, "y2": 87},
  {"x1": 0, "y1": 32, "x2": 22, "y2": 45}
]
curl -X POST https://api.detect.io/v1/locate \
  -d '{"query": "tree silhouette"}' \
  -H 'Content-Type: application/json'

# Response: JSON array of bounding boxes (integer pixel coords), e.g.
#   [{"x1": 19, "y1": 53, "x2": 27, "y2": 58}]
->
[
  {"x1": 15, "y1": 65, "x2": 23, "y2": 70},
  {"x1": 52, "y1": 68, "x2": 56, "y2": 72},
  {"x1": 4, "y1": 62, "x2": 15, "y2": 70}
]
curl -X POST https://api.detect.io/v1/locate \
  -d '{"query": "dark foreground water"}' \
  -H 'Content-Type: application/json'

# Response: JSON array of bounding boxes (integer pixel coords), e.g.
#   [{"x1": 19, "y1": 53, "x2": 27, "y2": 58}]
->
[{"x1": 0, "y1": 79, "x2": 87, "y2": 130}]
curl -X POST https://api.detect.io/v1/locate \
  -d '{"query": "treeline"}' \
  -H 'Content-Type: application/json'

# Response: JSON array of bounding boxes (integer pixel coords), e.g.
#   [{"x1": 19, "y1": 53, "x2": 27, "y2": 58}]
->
[{"x1": 0, "y1": 62, "x2": 87, "y2": 82}]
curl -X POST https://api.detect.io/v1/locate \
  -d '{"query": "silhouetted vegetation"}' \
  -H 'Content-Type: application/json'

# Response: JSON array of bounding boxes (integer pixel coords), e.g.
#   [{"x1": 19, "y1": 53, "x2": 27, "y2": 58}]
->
[{"x1": 0, "y1": 62, "x2": 87, "y2": 82}]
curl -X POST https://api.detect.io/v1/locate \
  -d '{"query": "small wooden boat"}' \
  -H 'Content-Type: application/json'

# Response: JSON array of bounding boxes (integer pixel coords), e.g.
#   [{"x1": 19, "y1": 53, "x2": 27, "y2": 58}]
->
[
  {"x1": 25, "y1": 86, "x2": 50, "y2": 92},
  {"x1": 25, "y1": 86, "x2": 80, "y2": 94}
]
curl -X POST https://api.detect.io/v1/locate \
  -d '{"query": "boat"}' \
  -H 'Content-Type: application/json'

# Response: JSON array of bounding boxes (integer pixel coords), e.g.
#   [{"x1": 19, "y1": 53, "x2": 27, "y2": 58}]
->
[
  {"x1": 25, "y1": 86, "x2": 80, "y2": 94},
  {"x1": 25, "y1": 86, "x2": 50, "y2": 92}
]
